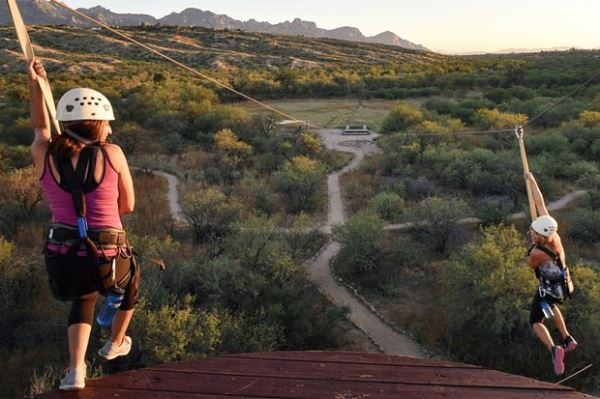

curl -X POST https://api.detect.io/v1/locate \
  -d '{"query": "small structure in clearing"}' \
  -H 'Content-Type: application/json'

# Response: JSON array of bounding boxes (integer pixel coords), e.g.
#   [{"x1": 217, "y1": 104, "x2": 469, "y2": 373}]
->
[{"x1": 343, "y1": 123, "x2": 370, "y2": 135}]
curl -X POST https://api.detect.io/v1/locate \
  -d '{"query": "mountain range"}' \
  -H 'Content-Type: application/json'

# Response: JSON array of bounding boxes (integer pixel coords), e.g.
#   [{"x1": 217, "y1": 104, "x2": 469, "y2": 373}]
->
[{"x1": 0, "y1": 1, "x2": 427, "y2": 51}]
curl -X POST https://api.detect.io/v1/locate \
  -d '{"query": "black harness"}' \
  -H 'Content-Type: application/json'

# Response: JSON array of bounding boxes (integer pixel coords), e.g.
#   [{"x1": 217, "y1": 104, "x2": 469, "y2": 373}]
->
[
  {"x1": 52, "y1": 146, "x2": 105, "y2": 262},
  {"x1": 45, "y1": 146, "x2": 166, "y2": 274},
  {"x1": 529, "y1": 244, "x2": 572, "y2": 300}
]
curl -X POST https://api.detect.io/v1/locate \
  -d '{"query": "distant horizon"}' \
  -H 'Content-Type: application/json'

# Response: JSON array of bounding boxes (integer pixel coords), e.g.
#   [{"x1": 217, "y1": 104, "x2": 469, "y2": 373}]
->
[{"x1": 53, "y1": 0, "x2": 600, "y2": 53}]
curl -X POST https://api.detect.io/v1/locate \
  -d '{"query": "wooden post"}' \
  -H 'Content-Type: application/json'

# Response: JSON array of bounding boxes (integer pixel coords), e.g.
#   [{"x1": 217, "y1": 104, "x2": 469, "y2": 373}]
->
[
  {"x1": 6, "y1": 0, "x2": 61, "y2": 136},
  {"x1": 516, "y1": 126, "x2": 537, "y2": 220}
]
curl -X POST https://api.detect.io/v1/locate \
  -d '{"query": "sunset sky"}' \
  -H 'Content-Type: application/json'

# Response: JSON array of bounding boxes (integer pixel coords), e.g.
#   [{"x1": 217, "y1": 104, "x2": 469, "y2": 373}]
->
[{"x1": 62, "y1": 0, "x2": 600, "y2": 53}]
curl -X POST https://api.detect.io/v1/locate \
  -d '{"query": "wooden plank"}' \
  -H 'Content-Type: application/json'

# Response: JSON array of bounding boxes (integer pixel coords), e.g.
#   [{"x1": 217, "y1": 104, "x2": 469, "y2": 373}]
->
[
  {"x1": 35, "y1": 384, "x2": 593, "y2": 399},
  {"x1": 146, "y1": 357, "x2": 569, "y2": 391},
  {"x1": 84, "y1": 370, "x2": 394, "y2": 398},
  {"x1": 35, "y1": 387, "x2": 271, "y2": 399},
  {"x1": 53, "y1": 370, "x2": 591, "y2": 399},
  {"x1": 228, "y1": 351, "x2": 484, "y2": 369},
  {"x1": 34, "y1": 352, "x2": 596, "y2": 399}
]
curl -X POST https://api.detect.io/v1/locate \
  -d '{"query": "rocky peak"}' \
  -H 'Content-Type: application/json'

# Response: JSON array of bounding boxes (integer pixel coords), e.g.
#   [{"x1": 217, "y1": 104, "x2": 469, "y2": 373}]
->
[{"x1": 0, "y1": 3, "x2": 428, "y2": 51}]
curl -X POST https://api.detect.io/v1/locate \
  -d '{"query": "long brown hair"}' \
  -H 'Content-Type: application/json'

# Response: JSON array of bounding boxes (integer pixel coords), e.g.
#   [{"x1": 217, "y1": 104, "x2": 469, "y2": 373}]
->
[{"x1": 49, "y1": 120, "x2": 107, "y2": 158}]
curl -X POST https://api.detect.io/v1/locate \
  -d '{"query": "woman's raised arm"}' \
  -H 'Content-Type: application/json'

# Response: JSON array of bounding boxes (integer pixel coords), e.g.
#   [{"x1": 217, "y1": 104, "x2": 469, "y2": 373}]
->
[
  {"x1": 28, "y1": 58, "x2": 51, "y2": 171},
  {"x1": 525, "y1": 172, "x2": 549, "y2": 217}
]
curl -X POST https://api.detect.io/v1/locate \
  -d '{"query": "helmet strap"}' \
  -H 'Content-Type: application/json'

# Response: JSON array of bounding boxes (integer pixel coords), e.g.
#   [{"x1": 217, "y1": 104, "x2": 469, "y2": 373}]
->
[{"x1": 64, "y1": 128, "x2": 98, "y2": 146}]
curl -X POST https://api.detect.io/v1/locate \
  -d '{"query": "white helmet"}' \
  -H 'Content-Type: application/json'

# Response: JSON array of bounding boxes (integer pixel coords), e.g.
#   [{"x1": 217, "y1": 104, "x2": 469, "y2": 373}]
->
[
  {"x1": 56, "y1": 88, "x2": 115, "y2": 121},
  {"x1": 531, "y1": 215, "x2": 558, "y2": 237}
]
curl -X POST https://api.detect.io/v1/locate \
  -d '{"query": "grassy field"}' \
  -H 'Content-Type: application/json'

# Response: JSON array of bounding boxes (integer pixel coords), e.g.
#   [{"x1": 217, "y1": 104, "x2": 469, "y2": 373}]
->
[{"x1": 237, "y1": 98, "x2": 395, "y2": 131}]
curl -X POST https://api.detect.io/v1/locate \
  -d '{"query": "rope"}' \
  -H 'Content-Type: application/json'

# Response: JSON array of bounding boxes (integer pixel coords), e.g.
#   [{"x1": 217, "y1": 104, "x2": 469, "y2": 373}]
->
[
  {"x1": 48, "y1": 0, "x2": 302, "y2": 123},
  {"x1": 515, "y1": 126, "x2": 537, "y2": 220},
  {"x1": 6, "y1": 0, "x2": 62, "y2": 135}
]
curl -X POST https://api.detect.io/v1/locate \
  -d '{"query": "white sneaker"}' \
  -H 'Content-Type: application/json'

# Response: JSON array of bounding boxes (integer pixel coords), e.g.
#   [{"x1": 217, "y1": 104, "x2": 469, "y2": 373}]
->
[
  {"x1": 98, "y1": 336, "x2": 132, "y2": 360},
  {"x1": 59, "y1": 366, "x2": 86, "y2": 390}
]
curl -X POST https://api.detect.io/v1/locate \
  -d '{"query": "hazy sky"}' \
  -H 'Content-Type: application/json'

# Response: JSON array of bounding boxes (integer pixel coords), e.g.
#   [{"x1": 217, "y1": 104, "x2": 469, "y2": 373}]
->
[{"x1": 61, "y1": 0, "x2": 600, "y2": 53}]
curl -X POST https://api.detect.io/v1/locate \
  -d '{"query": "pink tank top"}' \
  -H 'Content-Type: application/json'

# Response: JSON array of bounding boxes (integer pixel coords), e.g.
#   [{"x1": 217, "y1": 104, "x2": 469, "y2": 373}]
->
[{"x1": 40, "y1": 148, "x2": 123, "y2": 256}]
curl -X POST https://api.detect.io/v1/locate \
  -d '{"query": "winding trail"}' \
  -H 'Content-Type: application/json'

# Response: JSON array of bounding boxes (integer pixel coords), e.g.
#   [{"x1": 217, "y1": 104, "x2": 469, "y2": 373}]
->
[
  {"x1": 152, "y1": 170, "x2": 186, "y2": 225},
  {"x1": 385, "y1": 190, "x2": 588, "y2": 231},
  {"x1": 145, "y1": 132, "x2": 588, "y2": 358},
  {"x1": 309, "y1": 129, "x2": 425, "y2": 357}
]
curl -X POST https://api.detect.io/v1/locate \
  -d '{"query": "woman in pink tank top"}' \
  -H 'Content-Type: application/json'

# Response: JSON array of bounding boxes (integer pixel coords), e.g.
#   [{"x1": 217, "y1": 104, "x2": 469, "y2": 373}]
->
[{"x1": 29, "y1": 58, "x2": 138, "y2": 391}]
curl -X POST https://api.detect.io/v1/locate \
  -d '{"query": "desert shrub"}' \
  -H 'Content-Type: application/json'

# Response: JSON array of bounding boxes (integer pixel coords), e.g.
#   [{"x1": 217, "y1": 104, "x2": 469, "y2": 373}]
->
[
  {"x1": 0, "y1": 144, "x2": 30, "y2": 171},
  {"x1": 475, "y1": 108, "x2": 528, "y2": 129},
  {"x1": 579, "y1": 111, "x2": 600, "y2": 127},
  {"x1": 381, "y1": 101, "x2": 424, "y2": 133},
  {"x1": 438, "y1": 225, "x2": 538, "y2": 369},
  {"x1": 334, "y1": 209, "x2": 386, "y2": 273},
  {"x1": 274, "y1": 156, "x2": 327, "y2": 214},
  {"x1": 566, "y1": 208, "x2": 600, "y2": 244},
  {"x1": 182, "y1": 188, "x2": 242, "y2": 243},
  {"x1": 0, "y1": 166, "x2": 44, "y2": 236},
  {"x1": 406, "y1": 197, "x2": 471, "y2": 253},
  {"x1": 368, "y1": 191, "x2": 405, "y2": 221}
]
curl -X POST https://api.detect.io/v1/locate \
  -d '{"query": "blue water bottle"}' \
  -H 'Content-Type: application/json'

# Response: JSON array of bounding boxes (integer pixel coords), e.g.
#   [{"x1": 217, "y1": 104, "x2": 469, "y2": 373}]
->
[
  {"x1": 96, "y1": 289, "x2": 124, "y2": 327},
  {"x1": 540, "y1": 299, "x2": 554, "y2": 320}
]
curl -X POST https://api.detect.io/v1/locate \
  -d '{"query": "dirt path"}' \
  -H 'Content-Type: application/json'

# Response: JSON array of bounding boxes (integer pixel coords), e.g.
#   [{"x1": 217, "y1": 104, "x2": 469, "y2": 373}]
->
[
  {"x1": 312, "y1": 129, "x2": 425, "y2": 357},
  {"x1": 131, "y1": 167, "x2": 186, "y2": 224},
  {"x1": 385, "y1": 190, "x2": 588, "y2": 231},
  {"x1": 151, "y1": 170, "x2": 187, "y2": 225}
]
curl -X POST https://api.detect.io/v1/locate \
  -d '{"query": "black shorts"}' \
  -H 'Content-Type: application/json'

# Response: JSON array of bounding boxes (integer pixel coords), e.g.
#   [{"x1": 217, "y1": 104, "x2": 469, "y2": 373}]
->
[
  {"x1": 44, "y1": 249, "x2": 140, "y2": 311},
  {"x1": 529, "y1": 290, "x2": 561, "y2": 325}
]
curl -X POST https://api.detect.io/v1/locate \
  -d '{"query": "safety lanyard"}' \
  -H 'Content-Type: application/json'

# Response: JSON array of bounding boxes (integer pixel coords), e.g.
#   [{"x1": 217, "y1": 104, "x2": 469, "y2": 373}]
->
[{"x1": 6, "y1": 0, "x2": 61, "y2": 136}]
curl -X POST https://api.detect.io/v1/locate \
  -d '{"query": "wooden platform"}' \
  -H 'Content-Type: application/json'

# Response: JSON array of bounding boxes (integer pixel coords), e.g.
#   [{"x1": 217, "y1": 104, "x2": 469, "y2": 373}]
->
[{"x1": 36, "y1": 351, "x2": 594, "y2": 398}]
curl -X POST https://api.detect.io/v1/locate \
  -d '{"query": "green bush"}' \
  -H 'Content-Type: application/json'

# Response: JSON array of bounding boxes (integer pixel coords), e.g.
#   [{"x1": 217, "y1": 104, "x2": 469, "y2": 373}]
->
[
  {"x1": 527, "y1": 131, "x2": 569, "y2": 155},
  {"x1": 406, "y1": 197, "x2": 471, "y2": 253},
  {"x1": 274, "y1": 156, "x2": 327, "y2": 214},
  {"x1": 0, "y1": 144, "x2": 30, "y2": 171},
  {"x1": 334, "y1": 209, "x2": 386, "y2": 273},
  {"x1": 368, "y1": 191, "x2": 405, "y2": 221},
  {"x1": 567, "y1": 208, "x2": 600, "y2": 244},
  {"x1": 182, "y1": 188, "x2": 242, "y2": 243},
  {"x1": 437, "y1": 225, "x2": 538, "y2": 370},
  {"x1": 129, "y1": 296, "x2": 209, "y2": 364},
  {"x1": 381, "y1": 101, "x2": 424, "y2": 133}
]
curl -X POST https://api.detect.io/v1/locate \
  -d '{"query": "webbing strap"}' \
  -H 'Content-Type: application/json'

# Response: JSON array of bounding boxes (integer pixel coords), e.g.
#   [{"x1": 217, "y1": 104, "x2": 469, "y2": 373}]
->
[
  {"x1": 534, "y1": 244, "x2": 564, "y2": 269},
  {"x1": 55, "y1": 147, "x2": 98, "y2": 218},
  {"x1": 54, "y1": 147, "x2": 103, "y2": 259},
  {"x1": 6, "y1": 0, "x2": 62, "y2": 136}
]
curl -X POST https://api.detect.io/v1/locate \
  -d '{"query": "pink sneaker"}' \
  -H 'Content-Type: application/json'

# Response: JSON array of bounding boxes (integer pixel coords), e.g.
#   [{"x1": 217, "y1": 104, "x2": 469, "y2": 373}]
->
[
  {"x1": 552, "y1": 345, "x2": 565, "y2": 375},
  {"x1": 564, "y1": 336, "x2": 577, "y2": 352}
]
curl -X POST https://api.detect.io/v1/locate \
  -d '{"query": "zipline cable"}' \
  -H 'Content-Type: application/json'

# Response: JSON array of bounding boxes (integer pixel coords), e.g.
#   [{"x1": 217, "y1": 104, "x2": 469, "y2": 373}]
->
[
  {"x1": 402, "y1": 64, "x2": 600, "y2": 138},
  {"x1": 525, "y1": 69, "x2": 600, "y2": 127},
  {"x1": 6, "y1": 0, "x2": 62, "y2": 135},
  {"x1": 403, "y1": 128, "x2": 513, "y2": 137},
  {"x1": 48, "y1": 0, "x2": 302, "y2": 123},
  {"x1": 24, "y1": 1, "x2": 600, "y2": 138},
  {"x1": 556, "y1": 363, "x2": 593, "y2": 385},
  {"x1": 396, "y1": 66, "x2": 600, "y2": 139}
]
